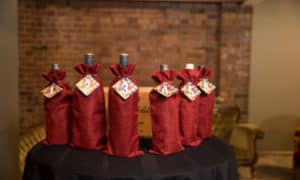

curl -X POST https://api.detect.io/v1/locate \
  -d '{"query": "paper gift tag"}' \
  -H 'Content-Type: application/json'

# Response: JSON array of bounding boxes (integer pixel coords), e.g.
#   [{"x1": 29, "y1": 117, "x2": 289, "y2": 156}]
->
[
  {"x1": 41, "y1": 83, "x2": 63, "y2": 98},
  {"x1": 181, "y1": 82, "x2": 201, "y2": 101},
  {"x1": 76, "y1": 75, "x2": 100, "y2": 96},
  {"x1": 197, "y1": 79, "x2": 216, "y2": 94},
  {"x1": 112, "y1": 78, "x2": 138, "y2": 100},
  {"x1": 154, "y1": 82, "x2": 178, "y2": 98}
]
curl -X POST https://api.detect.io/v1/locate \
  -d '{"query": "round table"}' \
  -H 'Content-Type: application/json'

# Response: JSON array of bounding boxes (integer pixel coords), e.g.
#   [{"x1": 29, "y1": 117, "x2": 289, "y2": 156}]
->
[{"x1": 23, "y1": 137, "x2": 238, "y2": 180}]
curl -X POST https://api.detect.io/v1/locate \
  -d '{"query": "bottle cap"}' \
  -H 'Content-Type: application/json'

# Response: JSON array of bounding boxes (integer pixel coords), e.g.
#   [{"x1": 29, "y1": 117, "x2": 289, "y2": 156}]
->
[
  {"x1": 185, "y1": 63, "x2": 195, "y2": 70},
  {"x1": 199, "y1": 64, "x2": 205, "y2": 70},
  {"x1": 85, "y1": 53, "x2": 94, "y2": 66},
  {"x1": 51, "y1": 64, "x2": 60, "y2": 70},
  {"x1": 120, "y1": 53, "x2": 129, "y2": 67},
  {"x1": 160, "y1": 64, "x2": 169, "y2": 71}
]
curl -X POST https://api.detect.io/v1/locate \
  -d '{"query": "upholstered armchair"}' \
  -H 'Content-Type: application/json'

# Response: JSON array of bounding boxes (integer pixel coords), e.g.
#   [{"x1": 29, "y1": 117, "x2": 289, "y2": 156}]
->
[
  {"x1": 19, "y1": 125, "x2": 45, "y2": 174},
  {"x1": 212, "y1": 106, "x2": 264, "y2": 178},
  {"x1": 232, "y1": 123, "x2": 264, "y2": 177}
]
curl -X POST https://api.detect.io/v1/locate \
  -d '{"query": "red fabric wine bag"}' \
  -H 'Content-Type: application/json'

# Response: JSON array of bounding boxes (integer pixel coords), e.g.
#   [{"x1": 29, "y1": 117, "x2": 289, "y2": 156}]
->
[
  {"x1": 177, "y1": 69, "x2": 202, "y2": 147},
  {"x1": 42, "y1": 69, "x2": 72, "y2": 145},
  {"x1": 104, "y1": 64, "x2": 144, "y2": 157},
  {"x1": 149, "y1": 70, "x2": 184, "y2": 155},
  {"x1": 71, "y1": 64, "x2": 106, "y2": 150},
  {"x1": 198, "y1": 68, "x2": 215, "y2": 139}
]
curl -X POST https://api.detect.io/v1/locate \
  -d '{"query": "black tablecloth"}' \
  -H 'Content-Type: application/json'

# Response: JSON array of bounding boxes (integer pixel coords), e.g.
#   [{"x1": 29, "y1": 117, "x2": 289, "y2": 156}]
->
[{"x1": 23, "y1": 137, "x2": 238, "y2": 180}]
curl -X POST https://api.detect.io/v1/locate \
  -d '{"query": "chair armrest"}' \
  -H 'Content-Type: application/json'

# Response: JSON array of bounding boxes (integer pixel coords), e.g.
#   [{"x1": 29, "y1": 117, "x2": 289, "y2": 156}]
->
[
  {"x1": 230, "y1": 123, "x2": 264, "y2": 177},
  {"x1": 229, "y1": 123, "x2": 264, "y2": 161},
  {"x1": 229, "y1": 123, "x2": 264, "y2": 169},
  {"x1": 235, "y1": 123, "x2": 264, "y2": 139}
]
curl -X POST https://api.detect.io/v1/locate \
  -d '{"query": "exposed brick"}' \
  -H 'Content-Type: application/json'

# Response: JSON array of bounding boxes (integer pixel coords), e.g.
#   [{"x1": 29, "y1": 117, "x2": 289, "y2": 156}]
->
[
  {"x1": 219, "y1": 4, "x2": 252, "y2": 118},
  {"x1": 18, "y1": 0, "x2": 252, "y2": 132}
]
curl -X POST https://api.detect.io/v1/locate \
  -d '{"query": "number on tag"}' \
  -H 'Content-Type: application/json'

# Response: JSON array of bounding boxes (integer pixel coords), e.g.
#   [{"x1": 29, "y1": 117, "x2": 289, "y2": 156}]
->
[
  {"x1": 181, "y1": 82, "x2": 201, "y2": 101},
  {"x1": 154, "y1": 82, "x2": 178, "y2": 98},
  {"x1": 112, "y1": 78, "x2": 138, "y2": 100},
  {"x1": 197, "y1": 79, "x2": 216, "y2": 94},
  {"x1": 41, "y1": 83, "x2": 63, "y2": 98},
  {"x1": 76, "y1": 75, "x2": 100, "y2": 96}
]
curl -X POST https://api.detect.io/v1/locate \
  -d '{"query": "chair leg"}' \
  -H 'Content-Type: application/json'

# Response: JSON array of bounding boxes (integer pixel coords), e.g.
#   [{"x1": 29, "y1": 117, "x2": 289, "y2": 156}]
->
[
  {"x1": 250, "y1": 163, "x2": 256, "y2": 178},
  {"x1": 293, "y1": 158, "x2": 299, "y2": 180},
  {"x1": 250, "y1": 150, "x2": 259, "y2": 178},
  {"x1": 250, "y1": 134, "x2": 261, "y2": 178}
]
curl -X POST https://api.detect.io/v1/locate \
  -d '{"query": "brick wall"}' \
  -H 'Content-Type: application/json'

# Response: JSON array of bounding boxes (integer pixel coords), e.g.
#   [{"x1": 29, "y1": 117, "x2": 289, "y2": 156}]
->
[
  {"x1": 219, "y1": 4, "x2": 252, "y2": 119},
  {"x1": 18, "y1": 0, "x2": 252, "y2": 132}
]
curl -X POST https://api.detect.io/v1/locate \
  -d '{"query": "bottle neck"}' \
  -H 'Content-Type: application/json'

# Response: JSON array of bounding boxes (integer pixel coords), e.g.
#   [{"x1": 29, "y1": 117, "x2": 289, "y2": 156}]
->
[
  {"x1": 119, "y1": 53, "x2": 129, "y2": 68},
  {"x1": 160, "y1": 64, "x2": 169, "y2": 71},
  {"x1": 185, "y1": 63, "x2": 194, "y2": 70},
  {"x1": 51, "y1": 64, "x2": 59, "y2": 70},
  {"x1": 85, "y1": 53, "x2": 94, "y2": 66}
]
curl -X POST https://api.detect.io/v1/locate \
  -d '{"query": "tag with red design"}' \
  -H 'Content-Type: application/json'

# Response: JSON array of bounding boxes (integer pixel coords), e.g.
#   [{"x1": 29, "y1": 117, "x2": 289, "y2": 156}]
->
[
  {"x1": 197, "y1": 79, "x2": 216, "y2": 94},
  {"x1": 154, "y1": 82, "x2": 178, "y2": 98},
  {"x1": 41, "y1": 83, "x2": 63, "y2": 98},
  {"x1": 112, "y1": 78, "x2": 138, "y2": 100},
  {"x1": 76, "y1": 75, "x2": 100, "y2": 96},
  {"x1": 181, "y1": 82, "x2": 201, "y2": 101}
]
